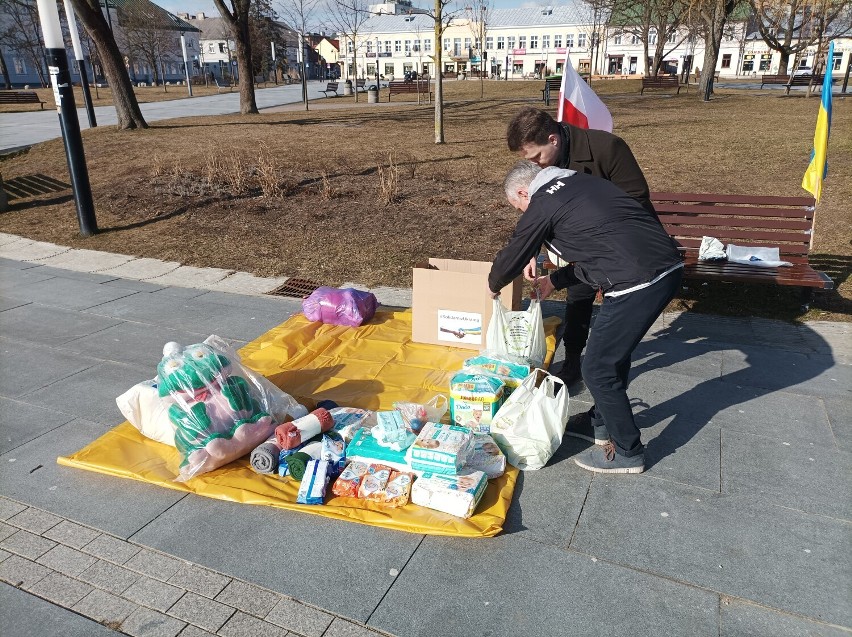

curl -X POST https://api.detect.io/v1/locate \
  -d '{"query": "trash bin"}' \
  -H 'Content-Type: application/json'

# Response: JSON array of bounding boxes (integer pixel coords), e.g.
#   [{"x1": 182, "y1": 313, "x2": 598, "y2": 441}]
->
[
  {"x1": 367, "y1": 86, "x2": 379, "y2": 103},
  {"x1": 343, "y1": 80, "x2": 353, "y2": 96}
]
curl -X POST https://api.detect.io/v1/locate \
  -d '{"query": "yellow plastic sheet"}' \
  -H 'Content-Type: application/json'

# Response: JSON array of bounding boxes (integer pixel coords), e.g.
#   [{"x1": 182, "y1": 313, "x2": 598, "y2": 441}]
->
[{"x1": 59, "y1": 310, "x2": 560, "y2": 538}]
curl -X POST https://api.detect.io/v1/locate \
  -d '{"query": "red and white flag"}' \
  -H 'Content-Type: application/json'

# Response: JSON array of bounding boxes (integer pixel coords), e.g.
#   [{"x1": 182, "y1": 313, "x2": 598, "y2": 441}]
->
[{"x1": 557, "y1": 54, "x2": 613, "y2": 132}]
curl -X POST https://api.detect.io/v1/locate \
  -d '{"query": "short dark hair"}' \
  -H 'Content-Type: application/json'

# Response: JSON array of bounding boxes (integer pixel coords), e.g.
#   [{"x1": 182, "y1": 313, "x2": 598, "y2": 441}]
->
[{"x1": 506, "y1": 107, "x2": 560, "y2": 152}]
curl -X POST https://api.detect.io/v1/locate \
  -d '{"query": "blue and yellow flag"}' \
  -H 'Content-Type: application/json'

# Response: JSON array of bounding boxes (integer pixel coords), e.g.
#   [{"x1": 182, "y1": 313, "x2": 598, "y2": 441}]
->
[{"x1": 801, "y1": 41, "x2": 834, "y2": 203}]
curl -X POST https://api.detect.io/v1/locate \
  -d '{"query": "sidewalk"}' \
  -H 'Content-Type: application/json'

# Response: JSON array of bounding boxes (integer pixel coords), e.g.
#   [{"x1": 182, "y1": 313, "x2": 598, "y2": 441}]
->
[{"x1": 0, "y1": 243, "x2": 850, "y2": 637}]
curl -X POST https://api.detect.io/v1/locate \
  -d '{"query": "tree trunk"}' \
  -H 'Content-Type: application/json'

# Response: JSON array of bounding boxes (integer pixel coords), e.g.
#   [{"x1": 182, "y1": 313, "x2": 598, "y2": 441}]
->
[
  {"x1": 643, "y1": 38, "x2": 650, "y2": 76},
  {"x1": 778, "y1": 51, "x2": 790, "y2": 75},
  {"x1": 234, "y1": 35, "x2": 258, "y2": 113},
  {"x1": 71, "y1": 0, "x2": 148, "y2": 129},
  {"x1": 0, "y1": 51, "x2": 11, "y2": 89},
  {"x1": 433, "y1": 18, "x2": 444, "y2": 143},
  {"x1": 698, "y1": 0, "x2": 733, "y2": 101}
]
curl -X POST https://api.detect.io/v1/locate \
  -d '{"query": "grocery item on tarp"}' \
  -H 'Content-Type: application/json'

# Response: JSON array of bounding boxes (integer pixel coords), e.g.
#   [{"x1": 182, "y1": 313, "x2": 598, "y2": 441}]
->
[
  {"x1": 346, "y1": 429, "x2": 410, "y2": 472},
  {"x1": 277, "y1": 438, "x2": 323, "y2": 477},
  {"x1": 302, "y1": 287, "x2": 378, "y2": 327},
  {"x1": 393, "y1": 395, "x2": 449, "y2": 433},
  {"x1": 331, "y1": 460, "x2": 370, "y2": 497},
  {"x1": 449, "y1": 371, "x2": 505, "y2": 434},
  {"x1": 463, "y1": 433, "x2": 507, "y2": 479},
  {"x1": 116, "y1": 379, "x2": 175, "y2": 446},
  {"x1": 296, "y1": 460, "x2": 330, "y2": 504},
  {"x1": 408, "y1": 422, "x2": 475, "y2": 475},
  {"x1": 411, "y1": 470, "x2": 488, "y2": 519},
  {"x1": 367, "y1": 470, "x2": 414, "y2": 507},
  {"x1": 328, "y1": 407, "x2": 376, "y2": 442},
  {"x1": 156, "y1": 338, "x2": 305, "y2": 482},
  {"x1": 372, "y1": 411, "x2": 416, "y2": 451},
  {"x1": 250, "y1": 434, "x2": 281, "y2": 474},
  {"x1": 321, "y1": 431, "x2": 346, "y2": 477},
  {"x1": 357, "y1": 463, "x2": 393, "y2": 499},
  {"x1": 275, "y1": 408, "x2": 334, "y2": 450},
  {"x1": 463, "y1": 351, "x2": 531, "y2": 399},
  {"x1": 485, "y1": 297, "x2": 546, "y2": 368}
]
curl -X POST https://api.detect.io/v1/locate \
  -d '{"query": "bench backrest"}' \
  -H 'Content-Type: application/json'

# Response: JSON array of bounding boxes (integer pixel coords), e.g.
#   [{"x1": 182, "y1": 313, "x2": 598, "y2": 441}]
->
[
  {"x1": 544, "y1": 78, "x2": 561, "y2": 88},
  {"x1": 643, "y1": 75, "x2": 679, "y2": 84},
  {"x1": 0, "y1": 91, "x2": 40, "y2": 102},
  {"x1": 652, "y1": 192, "x2": 817, "y2": 264},
  {"x1": 389, "y1": 81, "x2": 430, "y2": 89},
  {"x1": 326, "y1": 82, "x2": 338, "y2": 89}
]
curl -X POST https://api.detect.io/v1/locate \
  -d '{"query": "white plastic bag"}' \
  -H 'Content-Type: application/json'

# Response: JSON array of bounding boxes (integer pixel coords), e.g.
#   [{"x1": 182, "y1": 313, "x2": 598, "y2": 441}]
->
[
  {"x1": 485, "y1": 298, "x2": 546, "y2": 368},
  {"x1": 489, "y1": 369, "x2": 569, "y2": 471}
]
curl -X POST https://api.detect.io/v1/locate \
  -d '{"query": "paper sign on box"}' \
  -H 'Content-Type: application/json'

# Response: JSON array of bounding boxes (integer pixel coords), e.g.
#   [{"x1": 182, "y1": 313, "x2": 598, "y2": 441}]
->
[{"x1": 412, "y1": 259, "x2": 522, "y2": 350}]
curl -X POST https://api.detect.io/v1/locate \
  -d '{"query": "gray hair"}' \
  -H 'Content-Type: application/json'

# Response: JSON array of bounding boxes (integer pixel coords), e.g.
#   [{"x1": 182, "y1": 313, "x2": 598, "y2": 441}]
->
[{"x1": 503, "y1": 160, "x2": 542, "y2": 199}]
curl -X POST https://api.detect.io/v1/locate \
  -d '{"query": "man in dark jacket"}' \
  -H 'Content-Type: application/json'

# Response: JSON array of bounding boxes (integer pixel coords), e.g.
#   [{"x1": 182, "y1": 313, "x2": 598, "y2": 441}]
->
[
  {"x1": 506, "y1": 107, "x2": 655, "y2": 389},
  {"x1": 488, "y1": 161, "x2": 682, "y2": 474}
]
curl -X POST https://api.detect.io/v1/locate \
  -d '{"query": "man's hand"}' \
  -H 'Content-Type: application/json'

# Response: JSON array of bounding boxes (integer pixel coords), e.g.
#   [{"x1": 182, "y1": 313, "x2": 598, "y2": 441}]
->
[
  {"x1": 532, "y1": 275, "x2": 555, "y2": 300},
  {"x1": 523, "y1": 257, "x2": 537, "y2": 281},
  {"x1": 487, "y1": 284, "x2": 500, "y2": 299}
]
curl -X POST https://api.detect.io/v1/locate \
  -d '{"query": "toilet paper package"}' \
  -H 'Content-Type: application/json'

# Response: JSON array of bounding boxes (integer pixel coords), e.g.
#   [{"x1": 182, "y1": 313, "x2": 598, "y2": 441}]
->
[{"x1": 410, "y1": 470, "x2": 488, "y2": 519}]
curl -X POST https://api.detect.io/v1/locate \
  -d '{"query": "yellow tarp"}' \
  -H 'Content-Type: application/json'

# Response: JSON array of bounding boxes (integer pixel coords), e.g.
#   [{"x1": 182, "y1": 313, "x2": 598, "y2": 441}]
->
[{"x1": 59, "y1": 310, "x2": 560, "y2": 538}]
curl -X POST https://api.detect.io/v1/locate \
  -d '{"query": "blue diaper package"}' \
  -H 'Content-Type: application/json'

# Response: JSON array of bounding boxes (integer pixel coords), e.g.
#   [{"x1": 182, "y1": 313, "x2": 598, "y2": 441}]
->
[{"x1": 296, "y1": 459, "x2": 329, "y2": 505}]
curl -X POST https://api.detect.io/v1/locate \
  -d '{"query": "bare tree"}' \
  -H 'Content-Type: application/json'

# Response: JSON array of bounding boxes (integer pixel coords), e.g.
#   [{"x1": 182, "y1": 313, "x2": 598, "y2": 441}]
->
[
  {"x1": 0, "y1": 48, "x2": 10, "y2": 88},
  {"x1": 70, "y1": 0, "x2": 148, "y2": 128},
  {"x1": 464, "y1": 0, "x2": 491, "y2": 97},
  {"x1": 213, "y1": 0, "x2": 259, "y2": 114},
  {"x1": 608, "y1": 0, "x2": 690, "y2": 75},
  {"x1": 692, "y1": 0, "x2": 742, "y2": 98},
  {"x1": 1, "y1": 0, "x2": 48, "y2": 87},
  {"x1": 749, "y1": 0, "x2": 851, "y2": 74},
  {"x1": 423, "y1": 0, "x2": 462, "y2": 143},
  {"x1": 327, "y1": 0, "x2": 370, "y2": 102},
  {"x1": 278, "y1": 0, "x2": 319, "y2": 109},
  {"x1": 118, "y1": 1, "x2": 180, "y2": 89}
]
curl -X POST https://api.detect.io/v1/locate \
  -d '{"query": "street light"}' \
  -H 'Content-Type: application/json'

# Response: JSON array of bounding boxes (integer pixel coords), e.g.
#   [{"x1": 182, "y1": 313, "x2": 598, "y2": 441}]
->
[
  {"x1": 179, "y1": 31, "x2": 192, "y2": 96},
  {"x1": 375, "y1": 37, "x2": 381, "y2": 97},
  {"x1": 61, "y1": 0, "x2": 96, "y2": 127}
]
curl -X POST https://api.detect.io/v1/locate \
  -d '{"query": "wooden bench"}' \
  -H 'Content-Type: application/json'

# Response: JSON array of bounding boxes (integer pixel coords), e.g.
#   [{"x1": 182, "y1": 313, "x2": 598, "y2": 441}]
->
[
  {"x1": 654, "y1": 192, "x2": 833, "y2": 309},
  {"x1": 0, "y1": 91, "x2": 46, "y2": 110},
  {"x1": 540, "y1": 77, "x2": 562, "y2": 106},
  {"x1": 760, "y1": 74, "x2": 828, "y2": 94},
  {"x1": 355, "y1": 78, "x2": 367, "y2": 91},
  {"x1": 320, "y1": 82, "x2": 339, "y2": 97},
  {"x1": 640, "y1": 75, "x2": 681, "y2": 94},
  {"x1": 214, "y1": 78, "x2": 231, "y2": 93},
  {"x1": 387, "y1": 81, "x2": 432, "y2": 102}
]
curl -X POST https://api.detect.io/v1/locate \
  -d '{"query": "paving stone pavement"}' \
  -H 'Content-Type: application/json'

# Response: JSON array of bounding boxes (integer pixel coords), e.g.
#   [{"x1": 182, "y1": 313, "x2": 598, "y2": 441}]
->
[{"x1": 0, "y1": 246, "x2": 850, "y2": 637}]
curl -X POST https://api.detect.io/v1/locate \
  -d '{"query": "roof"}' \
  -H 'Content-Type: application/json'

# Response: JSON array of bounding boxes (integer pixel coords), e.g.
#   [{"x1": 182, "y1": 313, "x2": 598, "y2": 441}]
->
[{"x1": 109, "y1": 0, "x2": 200, "y2": 32}]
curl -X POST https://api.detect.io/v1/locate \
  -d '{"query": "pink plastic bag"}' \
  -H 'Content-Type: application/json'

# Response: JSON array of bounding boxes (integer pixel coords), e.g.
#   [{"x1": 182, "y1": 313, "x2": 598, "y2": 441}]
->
[{"x1": 302, "y1": 287, "x2": 378, "y2": 327}]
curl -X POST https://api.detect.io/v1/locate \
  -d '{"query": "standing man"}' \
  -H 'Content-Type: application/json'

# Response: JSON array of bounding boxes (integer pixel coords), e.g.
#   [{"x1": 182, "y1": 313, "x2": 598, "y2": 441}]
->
[
  {"x1": 506, "y1": 107, "x2": 655, "y2": 389},
  {"x1": 489, "y1": 162, "x2": 682, "y2": 473}
]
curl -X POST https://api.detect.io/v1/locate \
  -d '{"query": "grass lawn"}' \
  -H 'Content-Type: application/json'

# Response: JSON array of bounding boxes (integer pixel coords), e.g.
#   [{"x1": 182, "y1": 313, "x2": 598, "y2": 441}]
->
[{"x1": 1, "y1": 78, "x2": 849, "y2": 321}]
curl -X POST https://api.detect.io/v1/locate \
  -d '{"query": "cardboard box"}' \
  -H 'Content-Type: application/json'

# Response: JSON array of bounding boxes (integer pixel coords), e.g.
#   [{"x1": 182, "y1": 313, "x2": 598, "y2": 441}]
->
[{"x1": 412, "y1": 258, "x2": 522, "y2": 350}]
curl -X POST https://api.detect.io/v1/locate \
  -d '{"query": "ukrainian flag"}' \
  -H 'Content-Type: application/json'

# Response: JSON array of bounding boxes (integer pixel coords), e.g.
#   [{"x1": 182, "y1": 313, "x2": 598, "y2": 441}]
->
[{"x1": 801, "y1": 41, "x2": 834, "y2": 203}]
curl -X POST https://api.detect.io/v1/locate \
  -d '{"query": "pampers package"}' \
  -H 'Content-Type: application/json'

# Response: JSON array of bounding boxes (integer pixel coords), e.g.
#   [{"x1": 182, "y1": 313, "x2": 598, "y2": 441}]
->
[
  {"x1": 346, "y1": 428, "x2": 410, "y2": 472},
  {"x1": 410, "y1": 470, "x2": 488, "y2": 519},
  {"x1": 464, "y1": 433, "x2": 507, "y2": 479},
  {"x1": 463, "y1": 351, "x2": 531, "y2": 398},
  {"x1": 449, "y1": 371, "x2": 505, "y2": 434},
  {"x1": 408, "y1": 422, "x2": 475, "y2": 475}
]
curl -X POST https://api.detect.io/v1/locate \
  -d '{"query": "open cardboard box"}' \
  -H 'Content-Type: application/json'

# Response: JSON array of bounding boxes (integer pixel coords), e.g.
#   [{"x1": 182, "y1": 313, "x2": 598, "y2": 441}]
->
[{"x1": 412, "y1": 258, "x2": 522, "y2": 350}]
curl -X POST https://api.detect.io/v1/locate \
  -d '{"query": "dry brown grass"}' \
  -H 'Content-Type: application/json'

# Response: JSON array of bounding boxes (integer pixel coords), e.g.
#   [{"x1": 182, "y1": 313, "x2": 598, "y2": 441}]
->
[{"x1": 1, "y1": 79, "x2": 850, "y2": 321}]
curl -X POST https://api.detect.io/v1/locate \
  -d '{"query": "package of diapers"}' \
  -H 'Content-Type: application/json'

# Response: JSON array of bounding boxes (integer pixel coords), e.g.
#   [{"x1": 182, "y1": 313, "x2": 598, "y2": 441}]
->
[
  {"x1": 408, "y1": 422, "x2": 475, "y2": 475},
  {"x1": 463, "y1": 351, "x2": 531, "y2": 399},
  {"x1": 357, "y1": 463, "x2": 393, "y2": 499},
  {"x1": 463, "y1": 433, "x2": 507, "y2": 479},
  {"x1": 331, "y1": 460, "x2": 370, "y2": 497},
  {"x1": 411, "y1": 470, "x2": 488, "y2": 519},
  {"x1": 296, "y1": 459, "x2": 329, "y2": 505},
  {"x1": 329, "y1": 407, "x2": 376, "y2": 443},
  {"x1": 449, "y1": 371, "x2": 505, "y2": 434},
  {"x1": 346, "y1": 429, "x2": 410, "y2": 472}
]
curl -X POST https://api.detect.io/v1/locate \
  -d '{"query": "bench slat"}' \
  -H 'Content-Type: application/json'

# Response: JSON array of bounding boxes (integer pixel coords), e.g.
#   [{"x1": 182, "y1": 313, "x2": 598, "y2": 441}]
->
[
  {"x1": 655, "y1": 204, "x2": 814, "y2": 220},
  {"x1": 652, "y1": 192, "x2": 815, "y2": 207},
  {"x1": 672, "y1": 236, "x2": 809, "y2": 255},
  {"x1": 684, "y1": 262, "x2": 833, "y2": 289},
  {"x1": 659, "y1": 215, "x2": 813, "y2": 230},
  {"x1": 668, "y1": 227, "x2": 810, "y2": 244}
]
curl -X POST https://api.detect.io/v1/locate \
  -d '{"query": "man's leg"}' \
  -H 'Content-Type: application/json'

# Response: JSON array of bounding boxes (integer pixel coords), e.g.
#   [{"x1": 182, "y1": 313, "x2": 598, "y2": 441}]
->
[
  {"x1": 557, "y1": 280, "x2": 597, "y2": 385},
  {"x1": 573, "y1": 270, "x2": 682, "y2": 473}
]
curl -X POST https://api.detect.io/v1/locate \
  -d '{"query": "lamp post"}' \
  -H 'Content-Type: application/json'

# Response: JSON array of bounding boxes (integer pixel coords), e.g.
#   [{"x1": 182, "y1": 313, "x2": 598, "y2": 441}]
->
[
  {"x1": 61, "y1": 0, "x2": 96, "y2": 127},
  {"x1": 504, "y1": 54, "x2": 508, "y2": 80},
  {"x1": 36, "y1": 0, "x2": 96, "y2": 236},
  {"x1": 271, "y1": 41, "x2": 277, "y2": 84},
  {"x1": 376, "y1": 37, "x2": 380, "y2": 97},
  {"x1": 180, "y1": 32, "x2": 193, "y2": 96}
]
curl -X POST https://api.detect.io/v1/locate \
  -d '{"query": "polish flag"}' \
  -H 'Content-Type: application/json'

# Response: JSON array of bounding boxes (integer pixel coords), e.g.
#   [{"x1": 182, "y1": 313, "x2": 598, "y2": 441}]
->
[{"x1": 557, "y1": 54, "x2": 613, "y2": 132}]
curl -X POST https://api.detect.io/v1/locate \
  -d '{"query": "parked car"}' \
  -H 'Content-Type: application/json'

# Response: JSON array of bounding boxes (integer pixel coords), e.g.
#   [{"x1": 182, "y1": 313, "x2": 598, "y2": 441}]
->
[{"x1": 793, "y1": 66, "x2": 813, "y2": 77}]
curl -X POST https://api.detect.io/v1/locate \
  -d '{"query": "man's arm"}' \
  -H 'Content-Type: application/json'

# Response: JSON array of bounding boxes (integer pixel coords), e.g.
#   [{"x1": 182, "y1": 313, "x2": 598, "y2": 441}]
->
[
  {"x1": 603, "y1": 136, "x2": 656, "y2": 216},
  {"x1": 488, "y1": 209, "x2": 552, "y2": 293}
]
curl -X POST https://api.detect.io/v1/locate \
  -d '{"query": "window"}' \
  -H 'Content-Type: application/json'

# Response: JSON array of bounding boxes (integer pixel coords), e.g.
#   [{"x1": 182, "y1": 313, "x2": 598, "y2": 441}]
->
[
  {"x1": 759, "y1": 54, "x2": 771, "y2": 71},
  {"x1": 414, "y1": 39, "x2": 420, "y2": 51},
  {"x1": 384, "y1": 63, "x2": 394, "y2": 75},
  {"x1": 208, "y1": 44, "x2": 215, "y2": 53},
  {"x1": 518, "y1": 35, "x2": 527, "y2": 48},
  {"x1": 566, "y1": 34, "x2": 574, "y2": 48},
  {"x1": 424, "y1": 39, "x2": 432, "y2": 52},
  {"x1": 366, "y1": 41, "x2": 373, "y2": 54},
  {"x1": 187, "y1": 40, "x2": 194, "y2": 49},
  {"x1": 347, "y1": 40, "x2": 354, "y2": 53},
  {"x1": 444, "y1": 38, "x2": 450, "y2": 51},
  {"x1": 218, "y1": 43, "x2": 226, "y2": 53},
  {"x1": 13, "y1": 57, "x2": 25, "y2": 74},
  {"x1": 578, "y1": 33, "x2": 586, "y2": 47},
  {"x1": 688, "y1": 34, "x2": 696, "y2": 43},
  {"x1": 384, "y1": 40, "x2": 391, "y2": 53},
  {"x1": 742, "y1": 55, "x2": 754, "y2": 72},
  {"x1": 667, "y1": 32, "x2": 676, "y2": 43},
  {"x1": 405, "y1": 40, "x2": 411, "y2": 53},
  {"x1": 465, "y1": 37, "x2": 472, "y2": 51},
  {"x1": 497, "y1": 36, "x2": 505, "y2": 49},
  {"x1": 631, "y1": 34, "x2": 639, "y2": 45},
  {"x1": 367, "y1": 63, "x2": 376, "y2": 74},
  {"x1": 530, "y1": 35, "x2": 538, "y2": 49},
  {"x1": 614, "y1": 32, "x2": 622, "y2": 45},
  {"x1": 832, "y1": 52, "x2": 842, "y2": 70},
  {"x1": 486, "y1": 36, "x2": 493, "y2": 49},
  {"x1": 649, "y1": 31, "x2": 657, "y2": 45},
  {"x1": 721, "y1": 54, "x2": 731, "y2": 68},
  {"x1": 554, "y1": 35, "x2": 562, "y2": 48},
  {"x1": 453, "y1": 38, "x2": 461, "y2": 55},
  {"x1": 542, "y1": 35, "x2": 550, "y2": 49},
  {"x1": 394, "y1": 40, "x2": 401, "y2": 52},
  {"x1": 508, "y1": 36, "x2": 515, "y2": 49}
]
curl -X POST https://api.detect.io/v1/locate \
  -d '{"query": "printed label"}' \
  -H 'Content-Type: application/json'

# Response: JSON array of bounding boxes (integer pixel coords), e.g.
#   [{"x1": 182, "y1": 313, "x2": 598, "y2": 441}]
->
[{"x1": 437, "y1": 310, "x2": 482, "y2": 345}]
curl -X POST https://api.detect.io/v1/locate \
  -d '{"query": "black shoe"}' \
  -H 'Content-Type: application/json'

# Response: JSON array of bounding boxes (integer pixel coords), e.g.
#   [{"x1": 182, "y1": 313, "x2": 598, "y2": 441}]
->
[
  {"x1": 554, "y1": 352, "x2": 582, "y2": 387},
  {"x1": 565, "y1": 412, "x2": 610, "y2": 445}
]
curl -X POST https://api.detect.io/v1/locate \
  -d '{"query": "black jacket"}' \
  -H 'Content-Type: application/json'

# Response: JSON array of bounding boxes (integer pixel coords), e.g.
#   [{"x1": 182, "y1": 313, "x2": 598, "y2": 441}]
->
[
  {"x1": 558, "y1": 124, "x2": 655, "y2": 216},
  {"x1": 488, "y1": 173, "x2": 681, "y2": 295}
]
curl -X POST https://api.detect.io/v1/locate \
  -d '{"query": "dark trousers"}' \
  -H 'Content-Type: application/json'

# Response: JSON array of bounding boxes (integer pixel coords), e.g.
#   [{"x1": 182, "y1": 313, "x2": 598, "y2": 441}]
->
[
  {"x1": 582, "y1": 269, "x2": 683, "y2": 457},
  {"x1": 562, "y1": 281, "x2": 597, "y2": 353}
]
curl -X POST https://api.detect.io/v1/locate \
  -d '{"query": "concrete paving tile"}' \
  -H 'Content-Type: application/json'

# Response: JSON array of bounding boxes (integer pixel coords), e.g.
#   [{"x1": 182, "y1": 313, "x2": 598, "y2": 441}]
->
[
  {"x1": 0, "y1": 303, "x2": 123, "y2": 347},
  {"x1": 369, "y1": 534, "x2": 719, "y2": 637},
  {"x1": 82, "y1": 535, "x2": 142, "y2": 565},
  {"x1": 18, "y1": 361, "x2": 152, "y2": 426},
  {"x1": 60, "y1": 321, "x2": 210, "y2": 369},
  {"x1": 0, "y1": 522, "x2": 14, "y2": 542},
  {"x1": 29, "y1": 570, "x2": 94, "y2": 606},
  {"x1": 167, "y1": 563, "x2": 230, "y2": 599},
  {"x1": 0, "y1": 264, "x2": 58, "y2": 293},
  {"x1": 0, "y1": 396, "x2": 76, "y2": 455},
  {"x1": 123, "y1": 575, "x2": 186, "y2": 612},
  {"x1": 0, "y1": 529, "x2": 57, "y2": 559},
  {"x1": 35, "y1": 249, "x2": 134, "y2": 272},
  {"x1": 721, "y1": 599, "x2": 851, "y2": 637},
  {"x1": 214, "y1": 580, "x2": 281, "y2": 619},
  {"x1": 42, "y1": 519, "x2": 102, "y2": 549},
  {"x1": 0, "y1": 295, "x2": 31, "y2": 312},
  {"x1": 721, "y1": 430, "x2": 852, "y2": 520},
  {"x1": 99, "y1": 258, "x2": 181, "y2": 280},
  {"x1": 130, "y1": 496, "x2": 421, "y2": 623},
  {"x1": 191, "y1": 290, "x2": 301, "y2": 312},
  {"x1": 125, "y1": 549, "x2": 184, "y2": 581},
  {"x1": 122, "y1": 606, "x2": 187, "y2": 637},
  {"x1": 265, "y1": 597, "x2": 334, "y2": 636},
  {"x1": 0, "y1": 498, "x2": 27, "y2": 520},
  {"x1": 0, "y1": 239, "x2": 69, "y2": 261},
  {"x1": 0, "y1": 554, "x2": 52, "y2": 588},
  {"x1": 1, "y1": 581, "x2": 121, "y2": 637},
  {"x1": 79, "y1": 559, "x2": 141, "y2": 594},
  {"x1": 166, "y1": 591, "x2": 235, "y2": 633},
  {"x1": 206, "y1": 272, "x2": 288, "y2": 295},
  {"x1": 101, "y1": 278, "x2": 168, "y2": 292},
  {"x1": 327, "y1": 618, "x2": 388, "y2": 637},
  {"x1": 0, "y1": 418, "x2": 184, "y2": 538},
  {"x1": 6, "y1": 506, "x2": 62, "y2": 534},
  {"x1": 73, "y1": 587, "x2": 140, "y2": 625},
  {"x1": 146, "y1": 266, "x2": 233, "y2": 288},
  {"x1": 369, "y1": 286, "x2": 412, "y2": 308},
  {"x1": 823, "y1": 396, "x2": 852, "y2": 452},
  {"x1": 149, "y1": 286, "x2": 212, "y2": 299},
  {"x1": 1, "y1": 275, "x2": 138, "y2": 311},
  {"x1": 661, "y1": 312, "x2": 757, "y2": 347},
  {"x1": 0, "y1": 549, "x2": 9, "y2": 562},
  {"x1": 176, "y1": 625, "x2": 216, "y2": 637},
  {"x1": 630, "y1": 337, "x2": 724, "y2": 381},
  {"x1": 218, "y1": 611, "x2": 289, "y2": 637},
  {"x1": 21, "y1": 264, "x2": 121, "y2": 284},
  {"x1": 570, "y1": 477, "x2": 852, "y2": 627},
  {"x1": 640, "y1": 419, "x2": 722, "y2": 491},
  {"x1": 36, "y1": 543, "x2": 96, "y2": 576}
]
